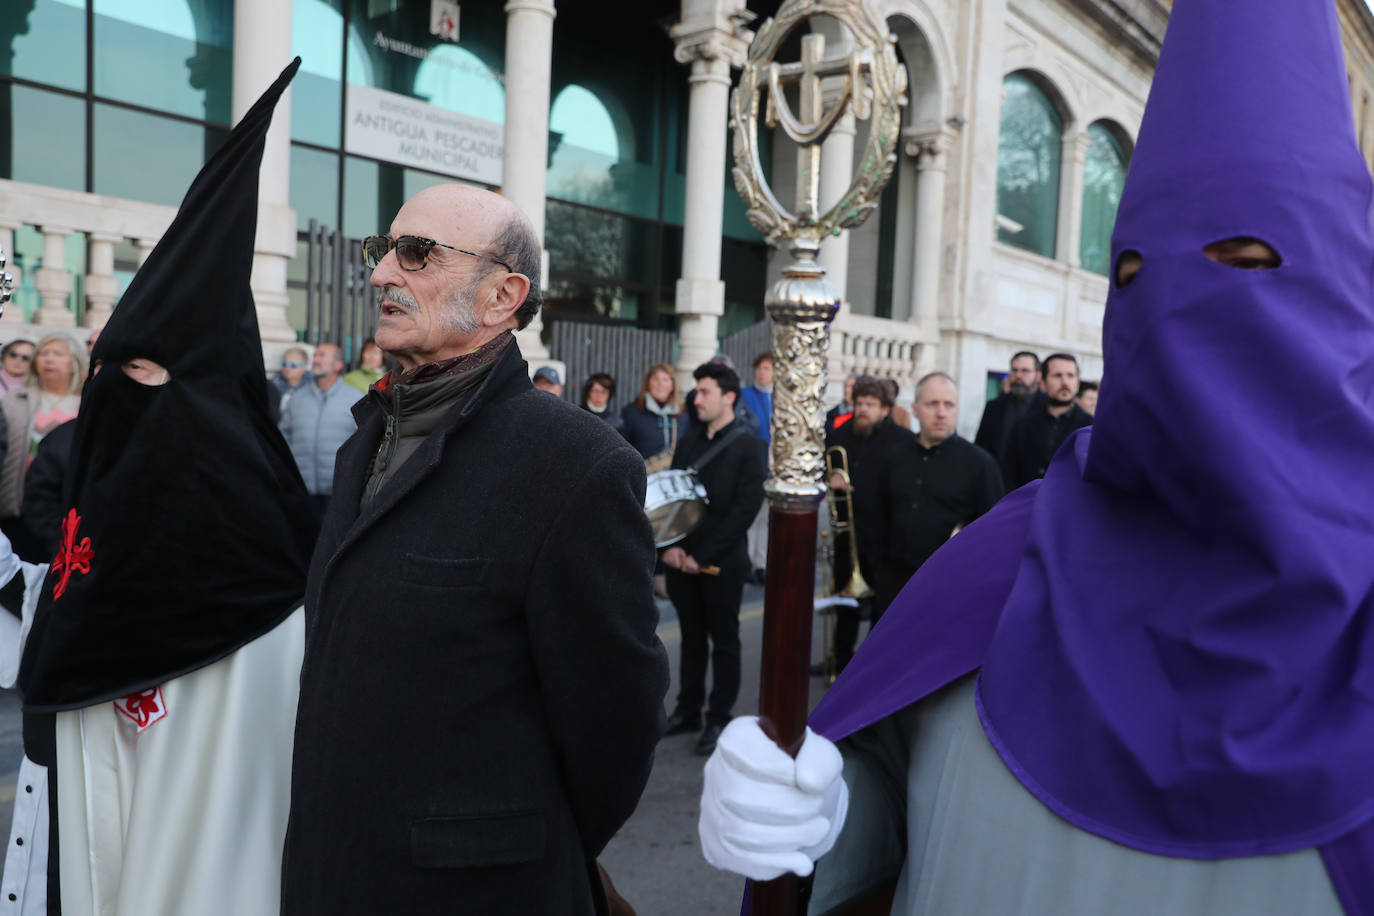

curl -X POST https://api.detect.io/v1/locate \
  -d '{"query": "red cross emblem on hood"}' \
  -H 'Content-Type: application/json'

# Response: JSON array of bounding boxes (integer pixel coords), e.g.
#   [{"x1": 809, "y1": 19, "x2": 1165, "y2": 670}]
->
[{"x1": 52, "y1": 508, "x2": 93, "y2": 600}]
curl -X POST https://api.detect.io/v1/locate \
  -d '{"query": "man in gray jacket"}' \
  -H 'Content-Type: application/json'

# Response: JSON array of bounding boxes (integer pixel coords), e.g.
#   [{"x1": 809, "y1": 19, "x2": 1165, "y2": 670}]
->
[{"x1": 278, "y1": 342, "x2": 357, "y2": 516}]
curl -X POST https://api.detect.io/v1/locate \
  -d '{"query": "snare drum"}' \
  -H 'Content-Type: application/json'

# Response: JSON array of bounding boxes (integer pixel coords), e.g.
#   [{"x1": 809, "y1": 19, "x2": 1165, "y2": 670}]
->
[{"x1": 644, "y1": 469, "x2": 708, "y2": 548}]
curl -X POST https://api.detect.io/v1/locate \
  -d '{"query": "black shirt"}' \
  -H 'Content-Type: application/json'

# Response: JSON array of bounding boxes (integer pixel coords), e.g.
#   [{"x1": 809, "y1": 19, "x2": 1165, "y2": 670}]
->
[
  {"x1": 826, "y1": 417, "x2": 917, "y2": 572},
  {"x1": 1002, "y1": 402, "x2": 1094, "y2": 489},
  {"x1": 974, "y1": 389, "x2": 1045, "y2": 465},
  {"x1": 889, "y1": 434, "x2": 1004, "y2": 571},
  {"x1": 671, "y1": 416, "x2": 768, "y2": 568}
]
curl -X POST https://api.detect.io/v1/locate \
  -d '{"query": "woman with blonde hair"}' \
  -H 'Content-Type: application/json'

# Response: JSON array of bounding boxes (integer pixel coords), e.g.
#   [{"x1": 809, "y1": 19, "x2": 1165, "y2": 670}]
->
[
  {"x1": 0, "y1": 332, "x2": 85, "y2": 557},
  {"x1": 620, "y1": 362, "x2": 680, "y2": 459}
]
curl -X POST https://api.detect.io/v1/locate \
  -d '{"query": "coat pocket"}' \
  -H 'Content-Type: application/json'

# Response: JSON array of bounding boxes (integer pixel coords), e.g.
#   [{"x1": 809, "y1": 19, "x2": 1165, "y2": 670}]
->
[
  {"x1": 401, "y1": 553, "x2": 489, "y2": 589},
  {"x1": 410, "y1": 811, "x2": 547, "y2": 869}
]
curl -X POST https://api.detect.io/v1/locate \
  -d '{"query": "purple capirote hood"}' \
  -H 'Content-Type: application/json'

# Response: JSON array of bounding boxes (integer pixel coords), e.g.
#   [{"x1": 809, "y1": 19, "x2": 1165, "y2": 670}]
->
[{"x1": 975, "y1": 0, "x2": 1374, "y2": 862}]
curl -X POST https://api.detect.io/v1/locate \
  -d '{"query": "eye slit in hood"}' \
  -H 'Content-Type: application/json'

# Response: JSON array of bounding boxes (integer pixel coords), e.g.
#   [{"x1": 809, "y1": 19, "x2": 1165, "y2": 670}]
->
[
  {"x1": 1203, "y1": 236, "x2": 1282, "y2": 271},
  {"x1": 1115, "y1": 250, "x2": 1143, "y2": 288}
]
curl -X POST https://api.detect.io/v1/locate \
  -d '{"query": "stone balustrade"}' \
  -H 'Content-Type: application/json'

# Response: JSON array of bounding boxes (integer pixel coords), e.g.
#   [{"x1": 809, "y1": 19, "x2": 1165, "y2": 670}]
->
[
  {"x1": 0, "y1": 178, "x2": 177, "y2": 333},
  {"x1": 830, "y1": 307, "x2": 930, "y2": 399}
]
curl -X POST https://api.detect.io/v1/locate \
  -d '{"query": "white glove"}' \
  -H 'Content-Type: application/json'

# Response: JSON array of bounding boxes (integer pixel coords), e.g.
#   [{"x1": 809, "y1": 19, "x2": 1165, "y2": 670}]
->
[{"x1": 699, "y1": 716, "x2": 849, "y2": 880}]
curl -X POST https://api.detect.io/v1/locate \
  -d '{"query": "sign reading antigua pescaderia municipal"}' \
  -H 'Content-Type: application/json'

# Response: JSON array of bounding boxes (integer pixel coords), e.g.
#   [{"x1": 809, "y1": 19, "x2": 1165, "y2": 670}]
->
[{"x1": 344, "y1": 82, "x2": 503, "y2": 186}]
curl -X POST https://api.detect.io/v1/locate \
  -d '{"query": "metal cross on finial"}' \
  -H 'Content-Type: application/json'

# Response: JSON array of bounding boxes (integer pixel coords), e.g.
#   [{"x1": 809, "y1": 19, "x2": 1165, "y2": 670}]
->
[{"x1": 766, "y1": 32, "x2": 877, "y2": 223}]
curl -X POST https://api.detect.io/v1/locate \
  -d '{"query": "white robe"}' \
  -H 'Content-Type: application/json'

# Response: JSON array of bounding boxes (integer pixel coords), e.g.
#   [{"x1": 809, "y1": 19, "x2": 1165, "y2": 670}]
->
[
  {"x1": 2, "y1": 559, "x2": 53, "y2": 916},
  {"x1": 1, "y1": 555, "x2": 303, "y2": 916}
]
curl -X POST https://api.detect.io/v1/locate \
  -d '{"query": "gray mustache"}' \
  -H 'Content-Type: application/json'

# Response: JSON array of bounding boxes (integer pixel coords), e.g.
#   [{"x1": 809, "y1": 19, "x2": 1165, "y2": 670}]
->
[{"x1": 377, "y1": 288, "x2": 419, "y2": 312}]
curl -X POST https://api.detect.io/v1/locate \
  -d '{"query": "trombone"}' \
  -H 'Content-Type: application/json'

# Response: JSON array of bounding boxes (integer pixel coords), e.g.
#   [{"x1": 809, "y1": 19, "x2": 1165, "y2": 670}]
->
[{"x1": 824, "y1": 445, "x2": 874, "y2": 600}]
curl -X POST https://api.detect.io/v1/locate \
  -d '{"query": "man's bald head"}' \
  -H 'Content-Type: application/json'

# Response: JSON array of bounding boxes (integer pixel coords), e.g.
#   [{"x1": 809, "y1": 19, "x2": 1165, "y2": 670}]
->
[
  {"x1": 371, "y1": 184, "x2": 544, "y2": 371},
  {"x1": 395, "y1": 185, "x2": 543, "y2": 330}
]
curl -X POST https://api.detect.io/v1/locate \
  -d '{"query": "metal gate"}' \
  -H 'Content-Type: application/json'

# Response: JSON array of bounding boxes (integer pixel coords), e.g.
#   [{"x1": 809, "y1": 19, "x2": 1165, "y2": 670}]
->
[
  {"x1": 304, "y1": 220, "x2": 375, "y2": 363},
  {"x1": 549, "y1": 318, "x2": 676, "y2": 413},
  {"x1": 721, "y1": 319, "x2": 773, "y2": 374}
]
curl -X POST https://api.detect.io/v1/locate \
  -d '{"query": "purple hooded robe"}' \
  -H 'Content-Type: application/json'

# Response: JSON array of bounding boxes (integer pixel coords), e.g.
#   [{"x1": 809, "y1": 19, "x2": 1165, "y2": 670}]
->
[{"x1": 787, "y1": 0, "x2": 1374, "y2": 910}]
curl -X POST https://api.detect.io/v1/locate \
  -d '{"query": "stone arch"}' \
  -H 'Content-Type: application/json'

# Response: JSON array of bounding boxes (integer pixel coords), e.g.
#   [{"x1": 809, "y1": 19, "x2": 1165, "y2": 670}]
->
[
  {"x1": 1084, "y1": 116, "x2": 1134, "y2": 159},
  {"x1": 873, "y1": 0, "x2": 954, "y2": 132},
  {"x1": 549, "y1": 81, "x2": 636, "y2": 162},
  {"x1": 1003, "y1": 66, "x2": 1077, "y2": 132}
]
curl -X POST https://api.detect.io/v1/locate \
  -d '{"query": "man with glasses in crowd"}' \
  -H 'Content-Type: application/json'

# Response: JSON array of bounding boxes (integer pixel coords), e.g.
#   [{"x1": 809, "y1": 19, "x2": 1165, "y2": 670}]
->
[
  {"x1": 0, "y1": 339, "x2": 34, "y2": 395},
  {"x1": 281, "y1": 184, "x2": 668, "y2": 915}
]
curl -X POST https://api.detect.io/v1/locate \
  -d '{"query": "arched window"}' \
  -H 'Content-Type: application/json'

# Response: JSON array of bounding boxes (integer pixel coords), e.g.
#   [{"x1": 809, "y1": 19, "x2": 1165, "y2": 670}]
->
[
  {"x1": 549, "y1": 85, "x2": 622, "y2": 159},
  {"x1": 996, "y1": 74, "x2": 1062, "y2": 258},
  {"x1": 547, "y1": 84, "x2": 636, "y2": 213},
  {"x1": 414, "y1": 46, "x2": 505, "y2": 124},
  {"x1": 1080, "y1": 122, "x2": 1129, "y2": 276}
]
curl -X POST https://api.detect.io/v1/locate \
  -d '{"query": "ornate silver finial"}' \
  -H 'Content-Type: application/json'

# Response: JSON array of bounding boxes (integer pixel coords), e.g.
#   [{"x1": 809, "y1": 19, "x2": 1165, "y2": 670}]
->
[
  {"x1": 730, "y1": 0, "x2": 907, "y2": 507},
  {"x1": 0, "y1": 244, "x2": 13, "y2": 320}
]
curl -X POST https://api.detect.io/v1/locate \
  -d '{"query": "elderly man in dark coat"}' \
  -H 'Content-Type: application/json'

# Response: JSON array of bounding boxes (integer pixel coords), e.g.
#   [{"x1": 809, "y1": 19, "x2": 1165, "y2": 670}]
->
[{"x1": 282, "y1": 184, "x2": 669, "y2": 915}]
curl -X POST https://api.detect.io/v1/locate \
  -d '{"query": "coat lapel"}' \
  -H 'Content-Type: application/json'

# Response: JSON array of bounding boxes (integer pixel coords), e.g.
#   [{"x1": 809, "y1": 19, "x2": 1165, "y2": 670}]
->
[{"x1": 324, "y1": 344, "x2": 529, "y2": 565}]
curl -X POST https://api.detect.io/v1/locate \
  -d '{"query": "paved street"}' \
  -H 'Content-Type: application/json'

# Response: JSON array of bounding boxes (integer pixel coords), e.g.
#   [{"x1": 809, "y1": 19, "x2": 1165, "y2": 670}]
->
[
  {"x1": 604, "y1": 583, "x2": 835, "y2": 915},
  {"x1": 0, "y1": 583, "x2": 845, "y2": 912}
]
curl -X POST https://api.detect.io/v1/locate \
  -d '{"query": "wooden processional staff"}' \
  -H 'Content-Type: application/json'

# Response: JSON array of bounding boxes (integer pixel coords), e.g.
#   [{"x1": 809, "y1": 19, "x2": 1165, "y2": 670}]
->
[{"x1": 728, "y1": 1, "x2": 906, "y2": 912}]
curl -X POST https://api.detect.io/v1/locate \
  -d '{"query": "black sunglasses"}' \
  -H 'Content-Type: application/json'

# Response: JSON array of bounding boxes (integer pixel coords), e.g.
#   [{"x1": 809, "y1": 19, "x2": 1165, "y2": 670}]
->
[
  {"x1": 3, "y1": 351, "x2": 31, "y2": 361},
  {"x1": 361, "y1": 235, "x2": 512, "y2": 273}
]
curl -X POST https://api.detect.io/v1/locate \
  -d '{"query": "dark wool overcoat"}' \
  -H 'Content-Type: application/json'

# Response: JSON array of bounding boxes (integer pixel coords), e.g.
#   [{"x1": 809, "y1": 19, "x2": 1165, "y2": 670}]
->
[{"x1": 282, "y1": 342, "x2": 669, "y2": 915}]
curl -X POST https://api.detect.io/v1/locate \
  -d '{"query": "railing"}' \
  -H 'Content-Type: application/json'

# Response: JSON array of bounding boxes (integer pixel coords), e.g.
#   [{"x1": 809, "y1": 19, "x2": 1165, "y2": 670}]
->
[
  {"x1": 830, "y1": 308, "x2": 928, "y2": 395},
  {"x1": 0, "y1": 178, "x2": 176, "y2": 332},
  {"x1": 717, "y1": 312, "x2": 930, "y2": 401}
]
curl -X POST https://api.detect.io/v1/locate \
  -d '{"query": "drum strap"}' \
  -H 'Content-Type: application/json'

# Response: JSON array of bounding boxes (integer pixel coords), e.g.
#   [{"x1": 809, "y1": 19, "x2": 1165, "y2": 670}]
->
[{"x1": 687, "y1": 425, "x2": 751, "y2": 477}]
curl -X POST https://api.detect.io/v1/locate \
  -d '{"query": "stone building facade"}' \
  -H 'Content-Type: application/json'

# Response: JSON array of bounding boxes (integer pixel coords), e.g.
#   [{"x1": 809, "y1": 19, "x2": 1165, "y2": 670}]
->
[{"x1": 1, "y1": 0, "x2": 1373, "y2": 434}]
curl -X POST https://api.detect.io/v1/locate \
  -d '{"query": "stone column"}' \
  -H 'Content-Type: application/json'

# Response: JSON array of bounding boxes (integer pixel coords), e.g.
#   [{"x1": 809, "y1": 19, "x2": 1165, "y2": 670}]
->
[
  {"x1": 816, "y1": 108, "x2": 856, "y2": 305},
  {"x1": 83, "y1": 233, "x2": 123, "y2": 329},
  {"x1": 135, "y1": 239, "x2": 157, "y2": 267},
  {"x1": 1055, "y1": 130, "x2": 1091, "y2": 269},
  {"x1": 0, "y1": 223, "x2": 22, "y2": 324},
  {"x1": 669, "y1": 0, "x2": 752, "y2": 389},
  {"x1": 33, "y1": 226, "x2": 75, "y2": 326},
  {"x1": 503, "y1": 0, "x2": 557, "y2": 364},
  {"x1": 905, "y1": 129, "x2": 953, "y2": 348},
  {"x1": 232, "y1": 0, "x2": 296, "y2": 343}
]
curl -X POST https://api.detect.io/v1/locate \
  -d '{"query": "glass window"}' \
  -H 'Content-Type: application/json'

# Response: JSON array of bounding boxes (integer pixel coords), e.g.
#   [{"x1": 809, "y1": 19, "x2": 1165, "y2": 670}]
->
[
  {"x1": 94, "y1": 0, "x2": 234, "y2": 124},
  {"x1": 996, "y1": 74, "x2": 1062, "y2": 258},
  {"x1": 545, "y1": 200, "x2": 657, "y2": 323},
  {"x1": 1, "y1": 84, "x2": 85, "y2": 192},
  {"x1": 413, "y1": 46, "x2": 504, "y2": 124},
  {"x1": 292, "y1": 0, "x2": 345, "y2": 146},
  {"x1": 720, "y1": 237, "x2": 768, "y2": 335},
  {"x1": 93, "y1": 104, "x2": 227, "y2": 206},
  {"x1": 6, "y1": 0, "x2": 87, "y2": 91},
  {"x1": 548, "y1": 84, "x2": 659, "y2": 220},
  {"x1": 1080, "y1": 122, "x2": 1129, "y2": 276},
  {"x1": 291, "y1": 144, "x2": 340, "y2": 229},
  {"x1": 340, "y1": 155, "x2": 468, "y2": 240},
  {"x1": 342, "y1": 155, "x2": 380, "y2": 240}
]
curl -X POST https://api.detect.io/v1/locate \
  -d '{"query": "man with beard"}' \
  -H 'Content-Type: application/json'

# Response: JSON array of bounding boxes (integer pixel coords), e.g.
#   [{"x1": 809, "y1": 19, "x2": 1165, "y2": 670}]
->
[
  {"x1": 824, "y1": 376, "x2": 917, "y2": 669},
  {"x1": 974, "y1": 351, "x2": 1041, "y2": 468},
  {"x1": 283, "y1": 183, "x2": 668, "y2": 915},
  {"x1": 1001, "y1": 353, "x2": 1092, "y2": 489}
]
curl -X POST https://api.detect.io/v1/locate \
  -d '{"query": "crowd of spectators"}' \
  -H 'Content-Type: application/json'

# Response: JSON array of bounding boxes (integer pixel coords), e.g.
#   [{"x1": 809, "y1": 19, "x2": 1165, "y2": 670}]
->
[{"x1": 0, "y1": 334, "x2": 1094, "y2": 601}]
